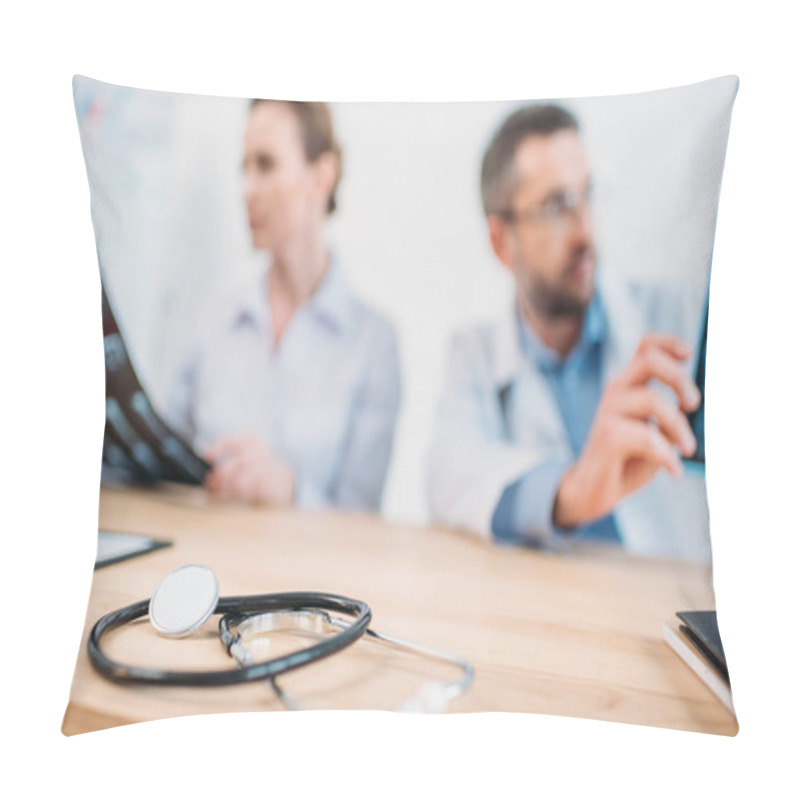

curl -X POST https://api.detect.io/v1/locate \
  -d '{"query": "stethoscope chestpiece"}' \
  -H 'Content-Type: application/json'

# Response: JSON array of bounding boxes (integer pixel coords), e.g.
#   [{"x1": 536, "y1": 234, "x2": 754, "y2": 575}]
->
[{"x1": 149, "y1": 564, "x2": 220, "y2": 637}]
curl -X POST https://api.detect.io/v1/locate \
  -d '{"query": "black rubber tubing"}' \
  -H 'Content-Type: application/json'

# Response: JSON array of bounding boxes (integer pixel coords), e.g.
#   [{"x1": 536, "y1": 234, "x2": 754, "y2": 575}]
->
[{"x1": 88, "y1": 592, "x2": 372, "y2": 687}]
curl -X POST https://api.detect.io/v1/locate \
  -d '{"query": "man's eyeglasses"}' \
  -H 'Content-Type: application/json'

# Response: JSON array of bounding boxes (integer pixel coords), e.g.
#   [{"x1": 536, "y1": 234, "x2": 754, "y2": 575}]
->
[{"x1": 497, "y1": 184, "x2": 593, "y2": 227}]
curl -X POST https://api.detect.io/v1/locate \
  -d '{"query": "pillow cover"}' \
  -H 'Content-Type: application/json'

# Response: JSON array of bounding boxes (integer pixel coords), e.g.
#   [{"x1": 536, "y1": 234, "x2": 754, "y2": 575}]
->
[{"x1": 64, "y1": 74, "x2": 738, "y2": 735}]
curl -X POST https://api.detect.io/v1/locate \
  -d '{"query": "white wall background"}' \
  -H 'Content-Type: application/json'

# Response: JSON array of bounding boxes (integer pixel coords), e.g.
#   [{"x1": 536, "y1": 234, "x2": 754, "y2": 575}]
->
[{"x1": 81, "y1": 76, "x2": 732, "y2": 523}]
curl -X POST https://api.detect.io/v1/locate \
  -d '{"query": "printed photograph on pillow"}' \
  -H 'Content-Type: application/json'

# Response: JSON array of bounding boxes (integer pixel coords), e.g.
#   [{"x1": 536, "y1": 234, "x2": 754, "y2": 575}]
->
[{"x1": 64, "y1": 74, "x2": 738, "y2": 735}]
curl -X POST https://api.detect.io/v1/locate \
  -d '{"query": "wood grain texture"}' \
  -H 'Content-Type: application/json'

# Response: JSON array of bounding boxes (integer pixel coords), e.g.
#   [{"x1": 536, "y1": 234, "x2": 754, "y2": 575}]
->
[{"x1": 62, "y1": 485, "x2": 737, "y2": 736}]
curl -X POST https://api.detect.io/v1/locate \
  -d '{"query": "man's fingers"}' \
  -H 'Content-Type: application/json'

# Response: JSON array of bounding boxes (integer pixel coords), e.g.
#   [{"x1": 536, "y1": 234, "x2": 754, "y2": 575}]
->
[
  {"x1": 636, "y1": 333, "x2": 692, "y2": 361},
  {"x1": 613, "y1": 419, "x2": 683, "y2": 477},
  {"x1": 622, "y1": 343, "x2": 700, "y2": 411},
  {"x1": 616, "y1": 388, "x2": 696, "y2": 457}
]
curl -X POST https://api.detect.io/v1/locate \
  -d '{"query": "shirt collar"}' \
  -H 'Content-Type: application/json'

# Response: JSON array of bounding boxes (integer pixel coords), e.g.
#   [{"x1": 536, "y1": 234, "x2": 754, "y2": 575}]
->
[
  {"x1": 306, "y1": 254, "x2": 356, "y2": 335},
  {"x1": 493, "y1": 288, "x2": 607, "y2": 386},
  {"x1": 518, "y1": 292, "x2": 606, "y2": 368},
  {"x1": 231, "y1": 252, "x2": 355, "y2": 337},
  {"x1": 232, "y1": 270, "x2": 270, "y2": 332}
]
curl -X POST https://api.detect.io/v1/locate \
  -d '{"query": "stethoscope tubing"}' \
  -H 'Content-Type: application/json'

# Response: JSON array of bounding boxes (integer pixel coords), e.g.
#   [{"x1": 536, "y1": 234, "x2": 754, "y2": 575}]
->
[
  {"x1": 88, "y1": 592, "x2": 371, "y2": 687},
  {"x1": 352, "y1": 625, "x2": 475, "y2": 702},
  {"x1": 224, "y1": 609, "x2": 474, "y2": 710}
]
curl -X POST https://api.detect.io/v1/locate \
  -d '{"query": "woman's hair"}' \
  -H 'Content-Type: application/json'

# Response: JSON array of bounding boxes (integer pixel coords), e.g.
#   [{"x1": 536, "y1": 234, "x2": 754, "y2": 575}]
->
[{"x1": 250, "y1": 99, "x2": 342, "y2": 215}]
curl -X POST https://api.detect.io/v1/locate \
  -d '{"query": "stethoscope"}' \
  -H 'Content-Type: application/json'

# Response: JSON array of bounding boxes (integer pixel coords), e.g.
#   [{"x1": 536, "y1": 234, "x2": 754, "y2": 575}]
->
[{"x1": 89, "y1": 565, "x2": 474, "y2": 712}]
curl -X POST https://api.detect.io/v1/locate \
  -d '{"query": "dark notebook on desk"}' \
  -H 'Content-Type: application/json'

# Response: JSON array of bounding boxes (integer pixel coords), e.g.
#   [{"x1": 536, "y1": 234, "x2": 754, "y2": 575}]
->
[
  {"x1": 677, "y1": 610, "x2": 729, "y2": 681},
  {"x1": 662, "y1": 609, "x2": 734, "y2": 714}
]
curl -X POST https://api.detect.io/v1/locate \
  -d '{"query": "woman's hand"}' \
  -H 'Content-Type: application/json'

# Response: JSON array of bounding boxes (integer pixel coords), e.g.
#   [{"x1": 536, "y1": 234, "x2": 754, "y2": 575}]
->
[{"x1": 204, "y1": 434, "x2": 295, "y2": 506}]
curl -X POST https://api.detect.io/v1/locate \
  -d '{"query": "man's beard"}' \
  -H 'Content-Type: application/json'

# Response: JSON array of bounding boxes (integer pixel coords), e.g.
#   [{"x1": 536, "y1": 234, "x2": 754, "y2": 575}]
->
[{"x1": 524, "y1": 246, "x2": 595, "y2": 320}]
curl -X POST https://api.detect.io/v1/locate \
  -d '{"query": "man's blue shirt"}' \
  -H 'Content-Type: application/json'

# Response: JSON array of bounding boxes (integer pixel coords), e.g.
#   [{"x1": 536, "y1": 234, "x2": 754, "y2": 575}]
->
[{"x1": 491, "y1": 295, "x2": 621, "y2": 544}]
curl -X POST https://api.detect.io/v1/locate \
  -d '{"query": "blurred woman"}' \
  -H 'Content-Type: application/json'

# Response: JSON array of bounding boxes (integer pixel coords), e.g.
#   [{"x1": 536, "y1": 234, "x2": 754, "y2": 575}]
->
[{"x1": 166, "y1": 100, "x2": 401, "y2": 511}]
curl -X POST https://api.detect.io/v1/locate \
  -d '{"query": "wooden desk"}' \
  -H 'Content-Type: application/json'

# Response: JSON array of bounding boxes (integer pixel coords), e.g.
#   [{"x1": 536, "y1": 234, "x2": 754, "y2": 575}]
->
[{"x1": 62, "y1": 486, "x2": 737, "y2": 736}]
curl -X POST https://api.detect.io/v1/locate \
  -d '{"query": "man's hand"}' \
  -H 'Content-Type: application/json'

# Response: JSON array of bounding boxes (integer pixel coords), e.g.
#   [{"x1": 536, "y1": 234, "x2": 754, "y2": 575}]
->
[
  {"x1": 204, "y1": 434, "x2": 295, "y2": 506},
  {"x1": 553, "y1": 334, "x2": 700, "y2": 529}
]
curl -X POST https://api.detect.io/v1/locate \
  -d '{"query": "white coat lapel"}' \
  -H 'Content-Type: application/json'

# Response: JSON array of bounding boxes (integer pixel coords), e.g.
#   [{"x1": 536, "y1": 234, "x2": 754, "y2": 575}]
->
[
  {"x1": 597, "y1": 270, "x2": 644, "y2": 384},
  {"x1": 491, "y1": 305, "x2": 571, "y2": 461}
]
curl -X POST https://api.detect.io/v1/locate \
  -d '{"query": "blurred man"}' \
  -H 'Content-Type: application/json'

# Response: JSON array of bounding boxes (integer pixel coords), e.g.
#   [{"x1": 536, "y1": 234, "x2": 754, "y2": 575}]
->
[{"x1": 427, "y1": 104, "x2": 710, "y2": 560}]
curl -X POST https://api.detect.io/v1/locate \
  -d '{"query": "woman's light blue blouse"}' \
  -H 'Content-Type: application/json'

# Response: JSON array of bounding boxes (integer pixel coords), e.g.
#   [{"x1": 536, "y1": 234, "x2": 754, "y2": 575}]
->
[{"x1": 164, "y1": 259, "x2": 402, "y2": 511}]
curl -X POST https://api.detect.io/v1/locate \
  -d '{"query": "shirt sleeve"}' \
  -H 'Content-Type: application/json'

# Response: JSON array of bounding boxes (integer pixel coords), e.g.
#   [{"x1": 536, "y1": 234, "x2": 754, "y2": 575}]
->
[
  {"x1": 160, "y1": 347, "x2": 198, "y2": 446},
  {"x1": 330, "y1": 318, "x2": 402, "y2": 512},
  {"x1": 491, "y1": 458, "x2": 573, "y2": 543},
  {"x1": 427, "y1": 330, "x2": 568, "y2": 539},
  {"x1": 294, "y1": 475, "x2": 333, "y2": 509}
]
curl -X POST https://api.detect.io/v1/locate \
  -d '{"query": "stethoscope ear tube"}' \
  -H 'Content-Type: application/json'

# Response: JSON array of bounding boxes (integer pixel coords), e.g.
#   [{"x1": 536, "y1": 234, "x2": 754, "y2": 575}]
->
[{"x1": 88, "y1": 592, "x2": 372, "y2": 687}]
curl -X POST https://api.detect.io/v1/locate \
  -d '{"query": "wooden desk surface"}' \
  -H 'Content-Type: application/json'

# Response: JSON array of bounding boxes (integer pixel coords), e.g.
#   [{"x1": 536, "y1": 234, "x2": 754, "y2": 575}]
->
[{"x1": 62, "y1": 485, "x2": 737, "y2": 736}]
